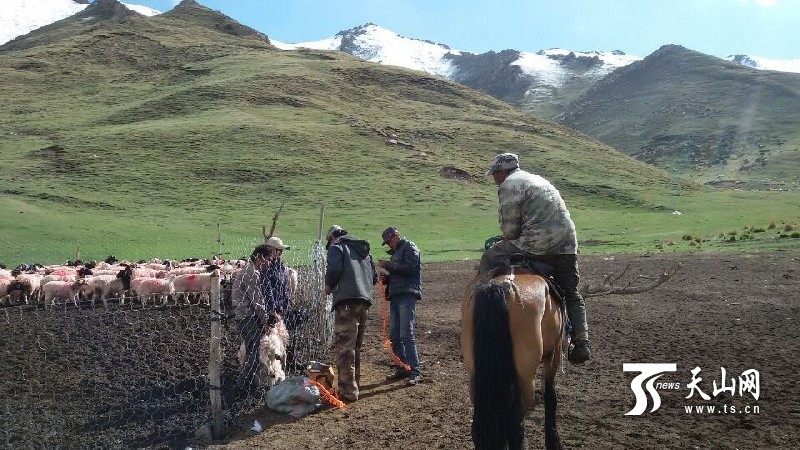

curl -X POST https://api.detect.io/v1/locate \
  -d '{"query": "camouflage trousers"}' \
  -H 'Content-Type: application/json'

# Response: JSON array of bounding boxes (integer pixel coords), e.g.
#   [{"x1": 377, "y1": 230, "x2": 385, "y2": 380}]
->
[{"x1": 333, "y1": 298, "x2": 370, "y2": 401}]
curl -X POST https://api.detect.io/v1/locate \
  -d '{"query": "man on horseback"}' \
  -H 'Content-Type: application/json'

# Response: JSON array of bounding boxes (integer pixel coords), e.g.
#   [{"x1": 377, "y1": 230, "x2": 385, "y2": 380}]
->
[{"x1": 479, "y1": 152, "x2": 592, "y2": 364}]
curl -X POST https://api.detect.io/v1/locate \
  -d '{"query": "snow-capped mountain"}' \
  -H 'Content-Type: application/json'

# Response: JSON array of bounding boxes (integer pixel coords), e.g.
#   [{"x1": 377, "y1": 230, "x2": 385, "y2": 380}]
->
[
  {"x1": 3, "y1": 4, "x2": 799, "y2": 118},
  {"x1": 272, "y1": 24, "x2": 638, "y2": 78},
  {"x1": 0, "y1": 0, "x2": 160, "y2": 46},
  {"x1": 274, "y1": 23, "x2": 800, "y2": 117},
  {"x1": 273, "y1": 23, "x2": 643, "y2": 116},
  {"x1": 272, "y1": 23, "x2": 461, "y2": 78}
]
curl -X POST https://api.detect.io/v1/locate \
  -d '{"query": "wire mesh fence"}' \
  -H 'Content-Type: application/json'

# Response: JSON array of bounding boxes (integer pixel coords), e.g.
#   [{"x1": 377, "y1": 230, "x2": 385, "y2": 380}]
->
[{"x1": 0, "y1": 238, "x2": 333, "y2": 448}]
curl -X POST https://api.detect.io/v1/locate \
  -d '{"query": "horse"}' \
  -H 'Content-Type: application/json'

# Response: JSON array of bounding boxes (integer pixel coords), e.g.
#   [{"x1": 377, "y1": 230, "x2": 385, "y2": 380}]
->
[{"x1": 461, "y1": 266, "x2": 566, "y2": 450}]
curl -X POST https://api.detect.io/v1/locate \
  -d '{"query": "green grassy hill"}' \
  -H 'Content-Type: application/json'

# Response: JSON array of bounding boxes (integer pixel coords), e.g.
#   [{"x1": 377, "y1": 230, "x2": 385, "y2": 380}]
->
[
  {"x1": 0, "y1": 1, "x2": 797, "y2": 265},
  {"x1": 559, "y1": 45, "x2": 800, "y2": 188}
]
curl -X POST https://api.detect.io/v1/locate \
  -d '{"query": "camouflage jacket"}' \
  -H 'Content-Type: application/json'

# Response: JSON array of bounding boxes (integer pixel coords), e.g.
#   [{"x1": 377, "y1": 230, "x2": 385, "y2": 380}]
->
[{"x1": 497, "y1": 168, "x2": 577, "y2": 255}]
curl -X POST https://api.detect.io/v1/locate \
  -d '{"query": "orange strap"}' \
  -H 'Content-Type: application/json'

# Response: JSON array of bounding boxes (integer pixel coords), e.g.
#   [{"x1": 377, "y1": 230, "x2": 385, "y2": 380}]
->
[
  {"x1": 305, "y1": 379, "x2": 347, "y2": 409},
  {"x1": 381, "y1": 280, "x2": 412, "y2": 372}
]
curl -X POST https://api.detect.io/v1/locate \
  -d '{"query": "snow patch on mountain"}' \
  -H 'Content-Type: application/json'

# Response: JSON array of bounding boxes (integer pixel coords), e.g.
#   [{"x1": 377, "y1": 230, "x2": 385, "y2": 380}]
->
[
  {"x1": 727, "y1": 54, "x2": 800, "y2": 74},
  {"x1": 513, "y1": 49, "x2": 641, "y2": 88},
  {"x1": 273, "y1": 24, "x2": 459, "y2": 78},
  {"x1": 121, "y1": 3, "x2": 160, "y2": 17},
  {"x1": 0, "y1": 0, "x2": 160, "y2": 45},
  {"x1": 271, "y1": 37, "x2": 341, "y2": 51}
]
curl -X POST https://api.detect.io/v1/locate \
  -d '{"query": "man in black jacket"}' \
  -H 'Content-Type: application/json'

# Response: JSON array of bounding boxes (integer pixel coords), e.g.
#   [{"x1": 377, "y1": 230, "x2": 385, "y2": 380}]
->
[
  {"x1": 324, "y1": 225, "x2": 378, "y2": 402},
  {"x1": 378, "y1": 226, "x2": 423, "y2": 386}
]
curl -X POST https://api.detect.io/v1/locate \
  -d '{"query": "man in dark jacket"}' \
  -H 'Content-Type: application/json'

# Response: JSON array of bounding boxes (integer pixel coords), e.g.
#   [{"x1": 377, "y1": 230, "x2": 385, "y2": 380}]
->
[
  {"x1": 324, "y1": 225, "x2": 378, "y2": 402},
  {"x1": 378, "y1": 226, "x2": 422, "y2": 386}
]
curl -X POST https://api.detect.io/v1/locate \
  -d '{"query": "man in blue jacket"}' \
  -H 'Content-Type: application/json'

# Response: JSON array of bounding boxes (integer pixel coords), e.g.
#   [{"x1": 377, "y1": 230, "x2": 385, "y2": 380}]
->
[
  {"x1": 378, "y1": 226, "x2": 423, "y2": 386},
  {"x1": 324, "y1": 225, "x2": 378, "y2": 402}
]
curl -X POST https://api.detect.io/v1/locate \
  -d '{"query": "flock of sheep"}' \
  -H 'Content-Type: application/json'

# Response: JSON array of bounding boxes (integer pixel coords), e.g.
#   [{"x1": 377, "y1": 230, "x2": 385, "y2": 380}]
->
[
  {"x1": 0, "y1": 256, "x2": 252, "y2": 308},
  {"x1": 2, "y1": 255, "x2": 306, "y2": 392}
]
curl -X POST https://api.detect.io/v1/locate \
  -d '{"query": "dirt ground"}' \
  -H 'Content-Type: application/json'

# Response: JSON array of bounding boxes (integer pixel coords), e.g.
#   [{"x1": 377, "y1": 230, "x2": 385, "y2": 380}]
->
[{"x1": 218, "y1": 248, "x2": 800, "y2": 450}]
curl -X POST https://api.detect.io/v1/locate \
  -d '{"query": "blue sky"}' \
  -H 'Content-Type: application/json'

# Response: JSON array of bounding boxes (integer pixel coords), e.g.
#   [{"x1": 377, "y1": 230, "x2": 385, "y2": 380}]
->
[{"x1": 135, "y1": 0, "x2": 798, "y2": 59}]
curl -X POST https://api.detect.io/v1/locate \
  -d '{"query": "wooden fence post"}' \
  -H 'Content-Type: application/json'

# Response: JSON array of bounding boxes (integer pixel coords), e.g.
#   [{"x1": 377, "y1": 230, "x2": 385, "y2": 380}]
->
[
  {"x1": 208, "y1": 273, "x2": 224, "y2": 440},
  {"x1": 316, "y1": 204, "x2": 325, "y2": 243},
  {"x1": 216, "y1": 223, "x2": 222, "y2": 259}
]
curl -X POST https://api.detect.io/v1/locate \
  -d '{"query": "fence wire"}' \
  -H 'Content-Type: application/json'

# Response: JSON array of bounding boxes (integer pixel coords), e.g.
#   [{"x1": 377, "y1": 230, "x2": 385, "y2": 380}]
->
[{"x1": 1, "y1": 239, "x2": 333, "y2": 448}]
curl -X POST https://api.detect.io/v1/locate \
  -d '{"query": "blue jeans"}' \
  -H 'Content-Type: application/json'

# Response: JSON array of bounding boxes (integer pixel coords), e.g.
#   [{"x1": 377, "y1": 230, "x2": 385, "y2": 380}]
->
[{"x1": 389, "y1": 293, "x2": 420, "y2": 374}]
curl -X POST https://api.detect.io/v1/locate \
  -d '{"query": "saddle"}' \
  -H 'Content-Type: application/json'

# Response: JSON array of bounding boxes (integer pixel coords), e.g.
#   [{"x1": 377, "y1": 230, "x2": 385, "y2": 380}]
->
[{"x1": 487, "y1": 253, "x2": 564, "y2": 306}]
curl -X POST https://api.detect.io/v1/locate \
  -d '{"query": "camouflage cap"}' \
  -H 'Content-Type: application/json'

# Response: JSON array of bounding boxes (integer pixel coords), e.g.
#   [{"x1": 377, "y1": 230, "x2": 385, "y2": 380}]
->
[{"x1": 485, "y1": 152, "x2": 520, "y2": 175}]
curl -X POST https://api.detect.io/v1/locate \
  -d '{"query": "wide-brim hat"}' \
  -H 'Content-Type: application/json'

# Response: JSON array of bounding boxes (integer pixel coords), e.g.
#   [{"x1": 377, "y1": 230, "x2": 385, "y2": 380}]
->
[
  {"x1": 326, "y1": 225, "x2": 344, "y2": 240},
  {"x1": 265, "y1": 236, "x2": 290, "y2": 250}
]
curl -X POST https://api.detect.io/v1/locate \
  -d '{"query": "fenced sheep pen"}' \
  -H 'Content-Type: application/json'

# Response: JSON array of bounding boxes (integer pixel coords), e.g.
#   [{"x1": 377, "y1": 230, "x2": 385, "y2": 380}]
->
[{"x1": 0, "y1": 241, "x2": 333, "y2": 449}]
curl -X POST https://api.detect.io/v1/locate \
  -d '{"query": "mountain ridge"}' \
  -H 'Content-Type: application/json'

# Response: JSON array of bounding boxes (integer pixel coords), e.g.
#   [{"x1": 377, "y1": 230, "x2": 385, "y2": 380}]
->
[
  {"x1": 0, "y1": 0, "x2": 703, "y2": 262},
  {"x1": 3, "y1": 1, "x2": 799, "y2": 191},
  {"x1": 559, "y1": 45, "x2": 800, "y2": 185}
]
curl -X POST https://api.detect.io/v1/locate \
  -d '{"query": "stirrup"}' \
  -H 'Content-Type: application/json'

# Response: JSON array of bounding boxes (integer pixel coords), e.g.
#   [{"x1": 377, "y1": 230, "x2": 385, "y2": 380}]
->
[{"x1": 568, "y1": 339, "x2": 591, "y2": 364}]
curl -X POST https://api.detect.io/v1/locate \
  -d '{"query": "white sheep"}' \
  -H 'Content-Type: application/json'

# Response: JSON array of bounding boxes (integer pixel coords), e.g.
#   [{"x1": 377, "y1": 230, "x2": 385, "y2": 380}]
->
[
  {"x1": 43, "y1": 279, "x2": 88, "y2": 307},
  {"x1": 14, "y1": 273, "x2": 42, "y2": 305},
  {"x1": 40, "y1": 274, "x2": 77, "y2": 288},
  {"x1": 236, "y1": 318, "x2": 290, "y2": 387},
  {"x1": 0, "y1": 277, "x2": 12, "y2": 305},
  {"x1": 171, "y1": 269, "x2": 219, "y2": 304},
  {"x1": 169, "y1": 266, "x2": 209, "y2": 276},
  {"x1": 85, "y1": 275, "x2": 125, "y2": 307},
  {"x1": 131, "y1": 277, "x2": 174, "y2": 306}
]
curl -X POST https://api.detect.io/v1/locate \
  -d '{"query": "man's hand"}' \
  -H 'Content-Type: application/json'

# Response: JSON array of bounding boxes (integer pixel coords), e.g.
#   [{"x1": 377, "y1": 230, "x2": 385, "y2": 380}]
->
[
  {"x1": 378, "y1": 259, "x2": 388, "y2": 268},
  {"x1": 378, "y1": 267, "x2": 390, "y2": 276}
]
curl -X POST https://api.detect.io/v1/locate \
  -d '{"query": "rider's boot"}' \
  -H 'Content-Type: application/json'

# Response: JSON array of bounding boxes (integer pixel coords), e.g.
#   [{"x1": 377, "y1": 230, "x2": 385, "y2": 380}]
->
[{"x1": 566, "y1": 297, "x2": 592, "y2": 364}]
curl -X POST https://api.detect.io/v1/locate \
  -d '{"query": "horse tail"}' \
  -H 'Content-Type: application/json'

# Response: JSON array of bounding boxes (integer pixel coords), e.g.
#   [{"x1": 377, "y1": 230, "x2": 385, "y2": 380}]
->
[{"x1": 471, "y1": 281, "x2": 524, "y2": 450}]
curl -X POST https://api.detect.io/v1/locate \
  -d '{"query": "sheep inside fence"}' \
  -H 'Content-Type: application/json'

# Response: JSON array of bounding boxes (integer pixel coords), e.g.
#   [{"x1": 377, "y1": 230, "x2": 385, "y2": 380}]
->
[{"x1": 0, "y1": 240, "x2": 333, "y2": 447}]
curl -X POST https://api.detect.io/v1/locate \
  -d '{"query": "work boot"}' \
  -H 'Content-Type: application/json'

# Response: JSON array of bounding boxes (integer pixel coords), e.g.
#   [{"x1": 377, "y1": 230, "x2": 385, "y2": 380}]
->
[
  {"x1": 569, "y1": 339, "x2": 592, "y2": 364},
  {"x1": 565, "y1": 295, "x2": 591, "y2": 364},
  {"x1": 386, "y1": 368, "x2": 408, "y2": 382}
]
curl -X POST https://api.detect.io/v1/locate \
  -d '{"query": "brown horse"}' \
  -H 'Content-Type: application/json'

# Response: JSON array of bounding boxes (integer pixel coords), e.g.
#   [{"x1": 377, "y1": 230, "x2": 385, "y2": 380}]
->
[{"x1": 461, "y1": 267, "x2": 566, "y2": 450}]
